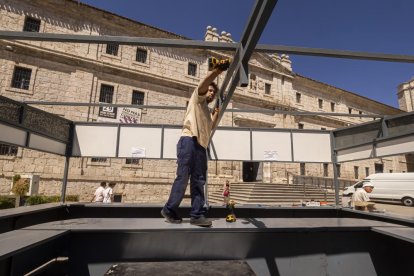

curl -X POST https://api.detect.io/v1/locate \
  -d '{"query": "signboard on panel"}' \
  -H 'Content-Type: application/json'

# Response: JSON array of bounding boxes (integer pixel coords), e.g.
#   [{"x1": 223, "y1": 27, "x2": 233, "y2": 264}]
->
[{"x1": 98, "y1": 107, "x2": 141, "y2": 124}]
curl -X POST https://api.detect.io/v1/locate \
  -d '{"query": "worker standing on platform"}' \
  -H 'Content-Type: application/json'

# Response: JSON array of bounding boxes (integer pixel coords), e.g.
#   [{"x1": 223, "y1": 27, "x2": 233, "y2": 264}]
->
[{"x1": 161, "y1": 60, "x2": 229, "y2": 227}]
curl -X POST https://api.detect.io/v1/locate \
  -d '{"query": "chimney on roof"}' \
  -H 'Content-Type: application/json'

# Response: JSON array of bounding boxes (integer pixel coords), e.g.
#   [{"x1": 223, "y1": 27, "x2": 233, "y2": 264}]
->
[
  {"x1": 280, "y1": 54, "x2": 292, "y2": 71},
  {"x1": 205, "y1": 26, "x2": 219, "y2": 42}
]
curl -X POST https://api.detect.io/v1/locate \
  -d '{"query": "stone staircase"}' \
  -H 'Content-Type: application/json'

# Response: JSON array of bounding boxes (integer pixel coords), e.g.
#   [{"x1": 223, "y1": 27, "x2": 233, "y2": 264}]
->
[{"x1": 208, "y1": 182, "x2": 337, "y2": 206}]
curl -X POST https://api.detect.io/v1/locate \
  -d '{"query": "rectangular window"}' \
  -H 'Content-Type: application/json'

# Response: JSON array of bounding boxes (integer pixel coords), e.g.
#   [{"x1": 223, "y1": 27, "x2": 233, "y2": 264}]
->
[
  {"x1": 281, "y1": 76, "x2": 285, "y2": 85},
  {"x1": 365, "y1": 167, "x2": 370, "y2": 177},
  {"x1": 136, "y1": 49, "x2": 147, "y2": 63},
  {"x1": 91, "y1": 157, "x2": 107, "y2": 163},
  {"x1": 354, "y1": 166, "x2": 359, "y2": 179},
  {"x1": 348, "y1": 107, "x2": 352, "y2": 114},
  {"x1": 188, "y1": 62, "x2": 197, "y2": 76},
  {"x1": 265, "y1": 83, "x2": 271, "y2": 95},
  {"x1": 318, "y1": 99, "x2": 323, "y2": 109},
  {"x1": 99, "y1": 84, "x2": 114, "y2": 103},
  {"x1": 323, "y1": 163, "x2": 328, "y2": 177},
  {"x1": 375, "y1": 163, "x2": 383, "y2": 173},
  {"x1": 23, "y1": 17, "x2": 41, "y2": 32},
  {"x1": 298, "y1": 123, "x2": 304, "y2": 129},
  {"x1": 126, "y1": 158, "x2": 140, "y2": 165},
  {"x1": 336, "y1": 164, "x2": 341, "y2": 177},
  {"x1": 11, "y1": 66, "x2": 32, "y2": 90},
  {"x1": 300, "y1": 163, "x2": 306, "y2": 176},
  {"x1": 389, "y1": 169, "x2": 393, "y2": 173},
  {"x1": 296, "y1": 93, "x2": 301, "y2": 103},
  {"x1": 106, "y1": 43, "x2": 119, "y2": 56},
  {"x1": 331, "y1": 102, "x2": 335, "y2": 112},
  {"x1": 132, "y1": 90, "x2": 145, "y2": 105},
  {"x1": 0, "y1": 144, "x2": 18, "y2": 156},
  {"x1": 321, "y1": 127, "x2": 326, "y2": 130}
]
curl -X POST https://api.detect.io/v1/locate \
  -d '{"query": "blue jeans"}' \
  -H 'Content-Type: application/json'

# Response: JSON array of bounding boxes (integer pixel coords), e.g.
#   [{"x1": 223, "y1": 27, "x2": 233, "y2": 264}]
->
[{"x1": 164, "y1": 136, "x2": 207, "y2": 218}]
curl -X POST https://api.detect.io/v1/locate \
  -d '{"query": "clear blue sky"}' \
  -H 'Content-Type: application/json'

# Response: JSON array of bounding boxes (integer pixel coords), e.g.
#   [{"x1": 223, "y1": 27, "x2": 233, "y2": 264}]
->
[{"x1": 81, "y1": 0, "x2": 414, "y2": 109}]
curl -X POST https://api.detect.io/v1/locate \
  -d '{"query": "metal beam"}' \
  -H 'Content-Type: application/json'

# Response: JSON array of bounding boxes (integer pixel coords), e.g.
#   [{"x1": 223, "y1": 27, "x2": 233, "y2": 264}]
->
[
  {"x1": 255, "y1": 44, "x2": 414, "y2": 63},
  {"x1": 0, "y1": 31, "x2": 236, "y2": 51},
  {"x1": 2, "y1": 30, "x2": 414, "y2": 63},
  {"x1": 21, "y1": 101, "x2": 383, "y2": 118},
  {"x1": 214, "y1": 0, "x2": 278, "y2": 136}
]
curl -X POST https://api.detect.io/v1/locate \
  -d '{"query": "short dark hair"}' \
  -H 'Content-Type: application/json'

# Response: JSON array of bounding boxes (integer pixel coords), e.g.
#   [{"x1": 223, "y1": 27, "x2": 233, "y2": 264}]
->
[
  {"x1": 209, "y1": 82, "x2": 218, "y2": 93},
  {"x1": 100, "y1": 181, "x2": 106, "y2": 187},
  {"x1": 109, "y1": 182, "x2": 116, "y2": 187}
]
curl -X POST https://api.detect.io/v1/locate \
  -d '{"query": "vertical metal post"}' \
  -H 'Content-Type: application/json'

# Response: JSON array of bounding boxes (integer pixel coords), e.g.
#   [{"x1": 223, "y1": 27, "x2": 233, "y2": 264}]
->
[
  {"x1": 61, "y1": 156, "x2": 70, "y2": 203},
  {"x1": 330, "y1": 132, "x2": 340, "y2": 207}
]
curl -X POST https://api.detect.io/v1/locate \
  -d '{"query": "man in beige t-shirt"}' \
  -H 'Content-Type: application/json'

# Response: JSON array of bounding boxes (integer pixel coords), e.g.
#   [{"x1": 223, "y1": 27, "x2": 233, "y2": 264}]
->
[
  {"x1": 162, "y1": 67, "x2": 225, "y2": 227},
  {"x1": 352, "y1": 183, "x2": 376, "y2": 211}
]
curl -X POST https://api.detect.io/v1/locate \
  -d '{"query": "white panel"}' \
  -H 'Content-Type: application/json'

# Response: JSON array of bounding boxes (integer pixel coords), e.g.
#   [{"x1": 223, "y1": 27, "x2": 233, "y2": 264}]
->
[
  {"x1": 293, "y1": 133, "x2": 332, "y2": 162},
  {"x1": 118, "y1": 127, "x2": 162, "y2": 158},
  {"x1": 212, "y1": 129, "x2": 251, "y2": 160},
  {"x1": 72, "y1": 125, "x2": 117, "y2": 157},
  {"x1": 337, "y1": 145, "x2": 374, "y2": 162},
  {"x1": 0, "y1": 123, "x2": 26, "y2": 146},
  {"x1": 252, "y1": 131, "x2": 292, "y2": 161},
  {"x1": 29, "y1": 134, "x2": 66, "y2": 155},
  {"x1": 376, "y1": 136, "x2": 414, "y2": 157},
  {"x1": 163, "y1": 128, "x2": 182, "y2": 159}
]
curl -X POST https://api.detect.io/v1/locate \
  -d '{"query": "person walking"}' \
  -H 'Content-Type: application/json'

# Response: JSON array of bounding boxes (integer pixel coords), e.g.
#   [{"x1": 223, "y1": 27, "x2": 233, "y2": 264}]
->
[
  {"x1": 103, "y1": 182, "x2": 116, "y2": 203},
  {"x1": 161, "y1": 63, "x2": 228, "y2": 227},
  {"x1": 223, "y1": 180, "x2": 230, "y2": 206},
  {"x1": 91, "y1": 181, "x2": 106, "y2": 203}
]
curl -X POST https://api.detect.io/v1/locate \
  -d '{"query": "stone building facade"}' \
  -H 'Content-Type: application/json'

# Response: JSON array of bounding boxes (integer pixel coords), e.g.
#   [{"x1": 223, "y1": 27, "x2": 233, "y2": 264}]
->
[{"x1": 0, "y1": 0, "x2": 412, "y2": 203}]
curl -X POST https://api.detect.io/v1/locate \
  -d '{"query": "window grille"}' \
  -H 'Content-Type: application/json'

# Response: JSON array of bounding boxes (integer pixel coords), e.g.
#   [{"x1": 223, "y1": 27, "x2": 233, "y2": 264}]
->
[
  {"x1": 106, "y1": 43, "x2": 119, "y2": 56},
  {"x1": 11, "y1": 67, "x2": 32, "y2": 90},
  {"x1": 188, "y1": 63, "x2": 197, "y2": 76},
  {"x1": 132, "y1": 91, "x2": 145, "y2": 105},
  {"x1": 91, "y1": 158, "x2": 107, "y2": 163},
  {"x1": 136, "y1": 49, "x2": 147, "y2": 63},
  {"x1": 323, "y1": 163, "x2": 328, "y2": 177},
  {"x1": 265, "y1": 83, "x2": 271, "y2": 95},
  {"x1": 126, "y1": 158, "x2": 140, "y2": 165},
  {"x1": 300, "y1": 163, "x2": 306, "y2": 176},
  {"x1": 23, "y1": 17, "x2": 41, "y2": 32},
  {"x1": 99, "y1": 84, "x2": 114, "y2": 103},
  {"x1": 0, "y1": 144, "x2": 18, "y2": 156}
]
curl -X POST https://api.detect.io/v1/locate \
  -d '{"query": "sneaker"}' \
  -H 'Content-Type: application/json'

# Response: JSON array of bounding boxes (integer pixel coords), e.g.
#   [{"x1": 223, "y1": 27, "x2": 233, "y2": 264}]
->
[
  {"x1": 161, "y1": 209, "x2": 182, "y2": 224},
  {"x1": 190, "y1": 216, "x2": 212, "y2": 227}
]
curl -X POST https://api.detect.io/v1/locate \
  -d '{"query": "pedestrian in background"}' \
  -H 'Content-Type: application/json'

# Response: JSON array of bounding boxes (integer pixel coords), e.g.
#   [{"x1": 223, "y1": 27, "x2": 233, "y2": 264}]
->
[{"x1": 91, "y1": 181, "x2": 106, "y2": 202}]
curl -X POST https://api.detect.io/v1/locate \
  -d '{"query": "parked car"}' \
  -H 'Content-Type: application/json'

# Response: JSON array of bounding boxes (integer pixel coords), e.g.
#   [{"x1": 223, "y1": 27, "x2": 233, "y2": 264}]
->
[{"x1": 343, "y1": 173, "x2": 414, "y2": 206}]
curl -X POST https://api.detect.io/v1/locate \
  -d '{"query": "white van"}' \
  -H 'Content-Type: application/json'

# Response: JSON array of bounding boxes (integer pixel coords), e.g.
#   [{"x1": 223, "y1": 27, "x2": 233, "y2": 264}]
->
[{"x1": 343, "y1": 173, "x2": 414, "y2": 206}]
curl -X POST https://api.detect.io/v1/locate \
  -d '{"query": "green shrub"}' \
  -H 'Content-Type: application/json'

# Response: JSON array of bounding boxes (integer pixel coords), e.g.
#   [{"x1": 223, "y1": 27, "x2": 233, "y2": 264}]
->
[
  {"x1": 0, "y1": 196, "x2": 15, "y2": 209},
  {"x1": 25, "y1": 195, "x2": 80, "y2": 206},
  {"x1": 25, "y1": 195, "x2": 49, "y2": 206}
]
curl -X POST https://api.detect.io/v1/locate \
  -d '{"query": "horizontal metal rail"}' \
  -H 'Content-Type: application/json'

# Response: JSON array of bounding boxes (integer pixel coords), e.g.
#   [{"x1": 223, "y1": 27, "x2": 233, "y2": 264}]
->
[
  {"x1": 22, "y1": 101, "x2": 382, "y2": 118},
  {"x1": 2, "y1": 30, "x2": 414, "y2": 63}
]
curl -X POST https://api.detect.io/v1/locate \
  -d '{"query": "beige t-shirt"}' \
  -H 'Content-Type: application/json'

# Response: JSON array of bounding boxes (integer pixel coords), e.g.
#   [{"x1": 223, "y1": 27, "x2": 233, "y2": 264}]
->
[
  {"x1": 181, "y1": 88, "x2": 213, "y2": 149},
  {"x1": 351, "y1": 188, "x2": 371, "y2": 207}
]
